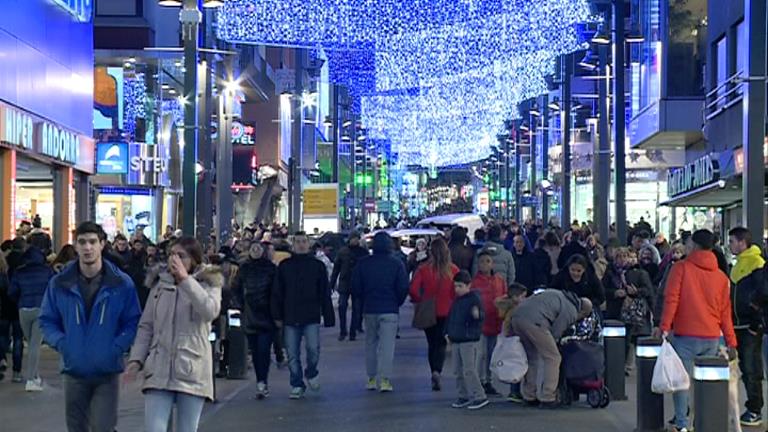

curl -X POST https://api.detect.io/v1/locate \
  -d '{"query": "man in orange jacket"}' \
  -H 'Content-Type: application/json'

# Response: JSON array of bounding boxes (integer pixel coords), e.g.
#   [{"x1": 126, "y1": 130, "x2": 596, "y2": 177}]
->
[{"x1": 657, "y1": 229, "x2": 737, "y2": 432}]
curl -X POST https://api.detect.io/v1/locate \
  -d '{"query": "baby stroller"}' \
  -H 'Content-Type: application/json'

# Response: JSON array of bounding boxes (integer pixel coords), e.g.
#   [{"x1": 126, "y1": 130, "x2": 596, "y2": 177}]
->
[{"x1": 558, "y1": 311, "x2": 610, "y2": 409}]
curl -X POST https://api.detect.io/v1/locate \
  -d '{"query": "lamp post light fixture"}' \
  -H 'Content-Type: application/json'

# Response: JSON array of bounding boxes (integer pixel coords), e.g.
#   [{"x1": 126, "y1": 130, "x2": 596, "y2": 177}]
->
[
  {"x1": 157, "y1": 0, "x2": 227, "y2": 237},
  {"x1": 203, "y1": 0, "x2": 225, "y2": 7},
  {"x1": 591, "y1": 27, "x2": 611, "y2": 44}
]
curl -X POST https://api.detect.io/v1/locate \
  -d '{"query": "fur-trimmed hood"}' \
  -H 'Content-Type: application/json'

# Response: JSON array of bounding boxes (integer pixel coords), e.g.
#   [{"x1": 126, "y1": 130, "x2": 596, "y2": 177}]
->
[{"x1": 193, "y1": 264, "x2": 225, "y2": 288}]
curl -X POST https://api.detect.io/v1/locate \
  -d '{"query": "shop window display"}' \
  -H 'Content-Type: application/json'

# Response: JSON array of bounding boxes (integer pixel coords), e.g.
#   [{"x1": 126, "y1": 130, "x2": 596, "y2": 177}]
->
[{"x1": 96, "y1": 192, "x2": 155, "y2": 241}]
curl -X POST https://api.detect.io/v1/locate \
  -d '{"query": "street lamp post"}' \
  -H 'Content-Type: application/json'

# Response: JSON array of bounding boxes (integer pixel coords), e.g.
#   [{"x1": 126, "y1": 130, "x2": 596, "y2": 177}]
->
[
  {"x1": 596, "y1": 42, "x2": 611, "y2": 243},
  {"x1": 541, "y1": 95, "x2": 550, "y2": 225},
  {"x1": 180, "y1": 0, "x2": 201, "y2": 237},
  {"x1": 613, "y1": 0, "x2": 628, "y2": 243},
  {"x1": 561, "y1": 54, "x2": 573, "y2": 229},
  {"x1": 743, "y1": 0, "x2": 767, "y2": 244}
]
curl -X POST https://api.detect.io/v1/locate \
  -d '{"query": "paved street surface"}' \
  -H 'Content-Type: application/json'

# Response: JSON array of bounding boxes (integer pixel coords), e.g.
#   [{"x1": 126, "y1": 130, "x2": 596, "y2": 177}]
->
[{"x1": 0, "y1": 306, "x2": 754, "y2": 432}]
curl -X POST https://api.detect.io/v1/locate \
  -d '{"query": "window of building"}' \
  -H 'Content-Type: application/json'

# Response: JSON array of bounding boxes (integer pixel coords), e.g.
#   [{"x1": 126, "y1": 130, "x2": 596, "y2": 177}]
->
[
  {"x1": 736, "y1": 20, "x2": 747, "y2": 77},
  {"x1": 715, "y1": 36, "x2": 727, "y2": 108}
]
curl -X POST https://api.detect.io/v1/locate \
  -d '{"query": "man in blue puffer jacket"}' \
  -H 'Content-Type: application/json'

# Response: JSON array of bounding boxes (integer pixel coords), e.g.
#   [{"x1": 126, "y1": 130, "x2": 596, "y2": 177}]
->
[
  {"x1": 8, "y1": 245, "x2": 54, "y2": 391},
  {"x1": 40, "y1": 222, "x2": 141, "y2": 432},
  {"x1": 352, "y1": 232, "x2": 409, "y2": 392}
]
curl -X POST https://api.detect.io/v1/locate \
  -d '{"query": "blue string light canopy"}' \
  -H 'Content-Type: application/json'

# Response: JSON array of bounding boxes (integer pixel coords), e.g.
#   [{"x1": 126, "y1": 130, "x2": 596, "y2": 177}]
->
[{"x1": 217, "y1": 0, "x2": 597, "y2": 167}]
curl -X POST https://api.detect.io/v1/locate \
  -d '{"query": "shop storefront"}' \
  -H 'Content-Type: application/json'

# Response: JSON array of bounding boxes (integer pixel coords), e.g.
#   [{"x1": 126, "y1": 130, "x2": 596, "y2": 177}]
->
[
  {"x1": 0, "y1": 103, "x2": 95, "y2": 246},
  {"x1": 92, "y1": 142, "x2": 172, "y2": 242},
  {"x1": 548, "y1": 139, "x2": 685, "y2": 237},
  {"x1": 663, "y1": 150, "x2": 768, "y2": 237}
]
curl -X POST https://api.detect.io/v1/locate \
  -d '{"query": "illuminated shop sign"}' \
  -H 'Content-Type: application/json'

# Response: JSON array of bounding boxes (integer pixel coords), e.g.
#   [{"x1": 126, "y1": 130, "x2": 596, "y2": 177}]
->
[
  {"x1": 96, "y1": 143, "x2": 129, "y2": 174},
  {"x1": 130, "y1": 155, "x2": 168, "y2": 173},
  {"x1": 667, "y1": 155, "x2": 719, "y2": 198},
  {"x1": 52, "y1": 0, "x2": 93, "y2": 23},
  {"x1": 232, "y1": 121, "x2": 255, "y2": 145},
  {"x1": 1, "y1": 106, "x2": 34, "y2": 150},
  {"x1": 40, "y1": 122, "x2": 80, "y2": 165}
]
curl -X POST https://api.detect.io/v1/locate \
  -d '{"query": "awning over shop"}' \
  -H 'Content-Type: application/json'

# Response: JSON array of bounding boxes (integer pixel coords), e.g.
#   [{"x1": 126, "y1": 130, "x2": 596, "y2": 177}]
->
[{"x1": 660, "y1": 177, "x2": 742, "y2": 207}]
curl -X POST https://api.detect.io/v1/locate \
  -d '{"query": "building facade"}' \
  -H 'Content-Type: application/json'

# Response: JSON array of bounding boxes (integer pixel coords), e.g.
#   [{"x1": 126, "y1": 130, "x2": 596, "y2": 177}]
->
[{"x1": 0, "y1": 0, "x2": 95, "y2": 249}]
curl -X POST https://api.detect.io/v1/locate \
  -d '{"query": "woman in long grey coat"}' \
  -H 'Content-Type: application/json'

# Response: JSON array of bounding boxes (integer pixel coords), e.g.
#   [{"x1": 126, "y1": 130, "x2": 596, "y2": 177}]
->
[{"x1": 125, "y1": 237, "x2": 223, "y2": 432}]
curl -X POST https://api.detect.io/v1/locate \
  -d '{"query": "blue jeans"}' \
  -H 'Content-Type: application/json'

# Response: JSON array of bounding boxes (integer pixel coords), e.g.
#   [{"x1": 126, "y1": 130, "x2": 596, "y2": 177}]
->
[
  {"x1": 671, "y1": 336, "x2": 719, "y2": 429},
  {"x1": 0, "y1": 319, "x2": 23, "y2": 372},
  {"x1": 284, "y1": 324, "x2": 320, "y2": 389},
  {"x1": 145, "y1": 390, "x2": 205, "y2": 432}
]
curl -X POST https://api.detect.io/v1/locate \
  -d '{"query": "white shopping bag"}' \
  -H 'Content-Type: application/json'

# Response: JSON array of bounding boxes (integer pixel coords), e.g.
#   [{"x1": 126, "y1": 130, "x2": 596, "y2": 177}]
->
[
  {"x1": 490, "y1": 336, "x2": 528, "y2": 384},
  {"x1": 651, "y1": 340, "x2": 690, "y2": 394}
]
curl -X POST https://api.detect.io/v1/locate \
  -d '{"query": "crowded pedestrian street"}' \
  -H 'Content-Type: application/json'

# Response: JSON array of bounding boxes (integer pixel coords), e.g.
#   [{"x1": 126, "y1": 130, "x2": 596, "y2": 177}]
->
[{"x1": 0, "y1": 305, "x2": 640, "y2": 432}]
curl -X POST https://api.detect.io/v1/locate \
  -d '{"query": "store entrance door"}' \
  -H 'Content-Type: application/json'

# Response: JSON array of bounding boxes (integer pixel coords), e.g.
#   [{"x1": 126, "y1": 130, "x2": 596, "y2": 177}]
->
[{"x1": 15, "y1": 156, "x2": 54, "y2": 235}]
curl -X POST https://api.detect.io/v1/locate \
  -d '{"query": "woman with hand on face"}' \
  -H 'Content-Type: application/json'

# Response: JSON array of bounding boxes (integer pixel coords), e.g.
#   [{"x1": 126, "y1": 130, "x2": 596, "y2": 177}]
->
[{"x1": 124, "y1": 237, "x2": 223, "y2": 432}]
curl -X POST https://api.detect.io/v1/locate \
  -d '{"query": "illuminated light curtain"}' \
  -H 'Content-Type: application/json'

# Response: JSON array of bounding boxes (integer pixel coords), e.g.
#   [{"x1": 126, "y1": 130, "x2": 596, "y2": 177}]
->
[
  {"x1": 217, "y1": 0, "x2": 597, "y2": 167},
  {"x1": 124, "y1": 73, "x2": 147, "y2": 135}
]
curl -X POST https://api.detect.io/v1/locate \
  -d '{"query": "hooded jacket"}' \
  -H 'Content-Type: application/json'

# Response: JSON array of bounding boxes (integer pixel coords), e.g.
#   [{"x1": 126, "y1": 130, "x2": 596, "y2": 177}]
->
[
  {"x1": 495, "y1": 295, "x2": 524, "y2": 337},
  {"x1": 660, "y1": 250, "x2": 737, "y2": 348},
  {"x1": 129, "y1": 265, "x2": 223, "y2": 400},
  {"x1": 39, "y1": 260, "x2": 141, "y2": 378},
  {"x1": 511, "y1": 289, "x2": 581, "y2": 340},
  {"x1": 9, "y1": 247, "x2": 54, "y2": 309},
  {"x1": 351, "y1": 233, "x2": 409, "y2": 315},
  {"x1": 730, "y1": 245, "x2": 766, "y2": 331},
  {"x1": 272, "y1": 253, "x2": 335, "y2": 327},
  {"x1": 472, "y1": 240, "x2": 515, "y2": 283},
  {"x1": 232, "y1": 257, "x2": 277, "y2": 334}
]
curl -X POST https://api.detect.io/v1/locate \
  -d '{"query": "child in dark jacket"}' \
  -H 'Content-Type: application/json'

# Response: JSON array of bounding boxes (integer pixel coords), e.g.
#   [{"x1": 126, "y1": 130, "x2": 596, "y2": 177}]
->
[{"x1": 446, "y1": 271, "x2": 488, "y2": 410}]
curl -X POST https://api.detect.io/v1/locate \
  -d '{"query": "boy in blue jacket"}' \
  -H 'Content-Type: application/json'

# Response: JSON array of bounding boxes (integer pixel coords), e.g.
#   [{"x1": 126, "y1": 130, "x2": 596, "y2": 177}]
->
[
  {"x1": 446, "y1": 270, "x2": 487, "y2": 410},
  {"x1": 39, "y1": 222, "x2": 141, "y2": 432}
]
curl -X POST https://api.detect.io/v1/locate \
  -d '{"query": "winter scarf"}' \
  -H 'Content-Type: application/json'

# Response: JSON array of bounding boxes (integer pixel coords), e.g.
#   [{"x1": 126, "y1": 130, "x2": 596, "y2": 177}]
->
[{"x1": 731, "y1": 245, "x2": 765, "y2": 284}]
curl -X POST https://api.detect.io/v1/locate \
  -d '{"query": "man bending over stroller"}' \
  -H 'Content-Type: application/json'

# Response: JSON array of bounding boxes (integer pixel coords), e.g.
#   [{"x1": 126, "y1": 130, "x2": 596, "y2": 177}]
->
[{"x1": 509, "y1": 290, "x2": 592, "y2": 409}]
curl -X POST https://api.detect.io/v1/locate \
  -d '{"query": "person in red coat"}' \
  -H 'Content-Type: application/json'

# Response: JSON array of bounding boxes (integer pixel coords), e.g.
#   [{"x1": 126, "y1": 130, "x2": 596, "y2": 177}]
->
[
  {"x1": 471, "y1": 252, "x2": 507, "y2": 396},
  {"x1": 410, "y1": 238, "x2": 459, "y2": 391}
]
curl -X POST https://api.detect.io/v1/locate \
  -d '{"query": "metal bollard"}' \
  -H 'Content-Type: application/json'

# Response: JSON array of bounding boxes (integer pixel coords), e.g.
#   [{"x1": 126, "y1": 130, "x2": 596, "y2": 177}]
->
[
  {"x1": 635, "y1": 337, "x2": 664, "y2": 432},
  {"x1": 602, "y1": 320, "x2": 627, "y2": 401},
  {"x1": 226, "y1": 309, "x2": 249, "y2": 379},
  {"x1": 693, "y1": 356, "x2": 729, "y2": 432},
  {"x1": 210, "y1": 330, "x2": 218, "y2": 403}
]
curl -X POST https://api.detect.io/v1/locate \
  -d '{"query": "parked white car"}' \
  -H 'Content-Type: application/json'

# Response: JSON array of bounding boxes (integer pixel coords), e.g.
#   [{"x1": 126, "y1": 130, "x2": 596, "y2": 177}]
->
[
  {"x1": 364, "y1": 228, "x2": 444, "y2": 255},
  {"x1": 415, "y1": 213, "x2": 485, "y2": 242}
]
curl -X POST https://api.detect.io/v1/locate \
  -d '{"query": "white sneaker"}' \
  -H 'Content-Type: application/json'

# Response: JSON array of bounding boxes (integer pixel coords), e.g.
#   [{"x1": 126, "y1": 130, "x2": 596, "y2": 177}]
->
[
  {"x1": 255, "y1": 382, "x2": 269, "y2": 400},
  {"x1": 25, "y1": 378, "x2": 43, "y2": 392},
  {"x1": 307, "y1": 376, "x2": 320, "y2": 391}
]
